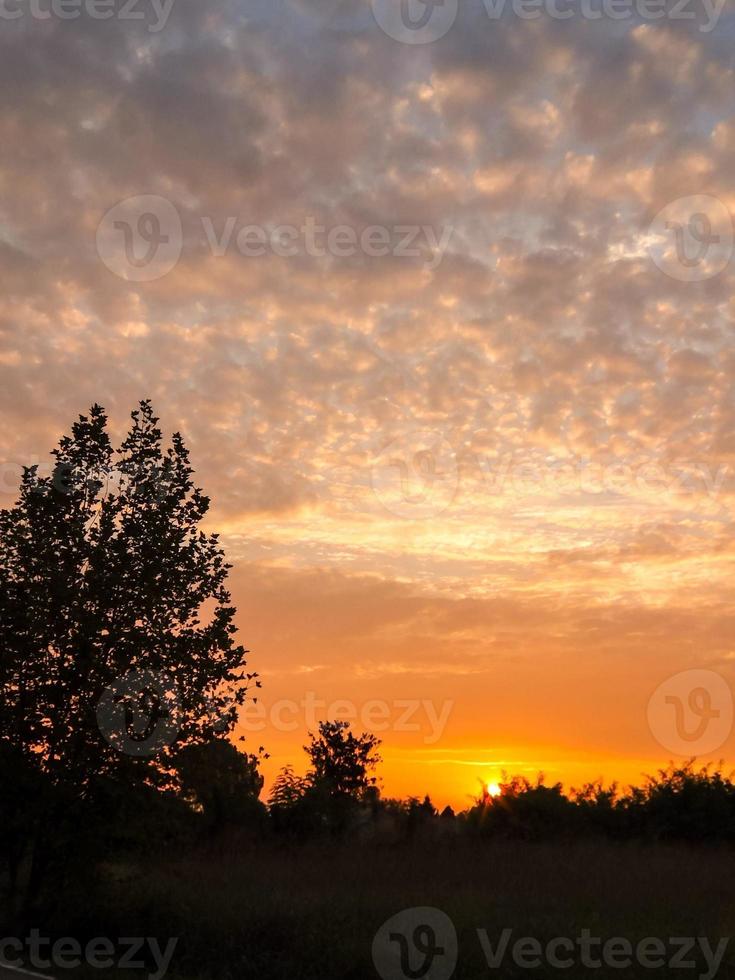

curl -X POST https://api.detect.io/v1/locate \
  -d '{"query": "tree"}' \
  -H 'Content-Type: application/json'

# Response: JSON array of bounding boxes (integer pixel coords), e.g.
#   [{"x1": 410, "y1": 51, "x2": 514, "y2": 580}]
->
[
  {"x1": 268, "y1": 766, "x2": 311, "y2": 836},
  {"x1": 175, "y1": 740, "x2": 267, "y2": 836},
  {"x1": 0, "y1": 402, "x2": 258, "y2": 910},
  {"x1": 406, "y1": 794, "x2": 437, "y2": 837},
  {"x1": 269, "y1": 765, "x2": 309, "y2": 810},
  {"x1": 305, "y1": 721, "x2": 381, "y2": 800},
  {"x1": 632, "y1": 761, "x2": 735, "y2": 841},
  {"x1": 304, "y1": 720, "x2": 381, "y2": 825},
  {"x1": 268, "y1": 725, "x2": 382, "y2": 837},
  {"x1": 0, "y1": 744, "x2": 48, "y2": 906},
  {"x1": 466, "y1": 773, "x2": 576, "y2": 840}
]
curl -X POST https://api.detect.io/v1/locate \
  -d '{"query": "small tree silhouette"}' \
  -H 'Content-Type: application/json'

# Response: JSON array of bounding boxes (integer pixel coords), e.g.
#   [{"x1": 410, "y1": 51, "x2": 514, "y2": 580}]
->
[
  {"x1": 299, "y1": 721, "x2": 382, "y2": 835},
  {"x1": 268, "y1": 766, "x2": 312, "y2": 836},
  {"x1": 304, "y1": 720, "x2": 381, "y2": 800},
  {"x1": 263, "y1": 722, "x2": 383, "y2": 837},
  {"x1": 269, "y1": 765, "x2": 309, "y2": 809}
]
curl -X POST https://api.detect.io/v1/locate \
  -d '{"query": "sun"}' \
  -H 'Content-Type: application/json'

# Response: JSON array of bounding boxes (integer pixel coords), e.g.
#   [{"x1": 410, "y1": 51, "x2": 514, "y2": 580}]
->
[{"x1": 486, "y1": 780, "x2": 502, "y2": 798}]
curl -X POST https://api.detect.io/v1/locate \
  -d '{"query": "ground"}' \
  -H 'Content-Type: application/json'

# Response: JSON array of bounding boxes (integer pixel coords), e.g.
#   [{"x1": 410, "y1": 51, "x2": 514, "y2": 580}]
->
[{"x1": 31, "y1": 838, "x2": 735, "y2": 979}]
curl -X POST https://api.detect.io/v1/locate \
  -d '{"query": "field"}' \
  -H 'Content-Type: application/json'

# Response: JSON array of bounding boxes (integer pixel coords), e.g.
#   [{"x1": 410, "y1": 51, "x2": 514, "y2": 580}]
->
[{"x1": 43, "y1": 838, "x2": 735, "y2": 979}]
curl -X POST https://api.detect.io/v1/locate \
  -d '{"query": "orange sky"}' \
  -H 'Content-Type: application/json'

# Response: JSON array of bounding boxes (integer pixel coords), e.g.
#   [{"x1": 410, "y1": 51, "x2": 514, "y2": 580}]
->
[
  {"x1": 3, "y1": 0, "x2": 735, "y2": 810},
  {"x1": 223, "y1": 539, "x2": 735, "y2": 809}
]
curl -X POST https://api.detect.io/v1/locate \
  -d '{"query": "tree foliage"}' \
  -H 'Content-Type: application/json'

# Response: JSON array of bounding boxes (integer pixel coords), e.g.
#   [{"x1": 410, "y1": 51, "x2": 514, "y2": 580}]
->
[
  {"x1": 266, "y1": 723, "x2": 382, "y2": 836},
  {"x1": 0, "y1": 402, "x2": 263, "y2": 919},
  {"x1": 304, "y1": 720, "x2": 381, "y2": 800},
  {"x1": 175, "y1": 739, "x2": 267, "y2": 835},
  {"x1": 0, "y1": 401, "x2": 257, "y2": 796}
]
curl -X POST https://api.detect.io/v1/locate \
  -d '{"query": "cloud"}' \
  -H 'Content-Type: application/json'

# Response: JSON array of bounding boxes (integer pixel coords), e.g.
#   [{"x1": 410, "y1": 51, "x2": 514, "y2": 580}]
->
[{"x1": 3, "y1": 0, "x2": 735, "y2": 796}]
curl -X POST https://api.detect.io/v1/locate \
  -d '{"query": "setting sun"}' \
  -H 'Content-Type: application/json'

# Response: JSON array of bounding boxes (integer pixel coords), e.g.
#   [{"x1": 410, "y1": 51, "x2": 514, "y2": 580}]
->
[{"x1": 486, "y1": 781, "x2": 502, "y2": 798}]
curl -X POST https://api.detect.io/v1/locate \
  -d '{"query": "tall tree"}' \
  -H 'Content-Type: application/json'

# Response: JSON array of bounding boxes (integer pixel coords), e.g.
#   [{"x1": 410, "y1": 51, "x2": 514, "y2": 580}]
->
[{"x1": 0, "y1": 401, "x2": 257, "y2": 795}]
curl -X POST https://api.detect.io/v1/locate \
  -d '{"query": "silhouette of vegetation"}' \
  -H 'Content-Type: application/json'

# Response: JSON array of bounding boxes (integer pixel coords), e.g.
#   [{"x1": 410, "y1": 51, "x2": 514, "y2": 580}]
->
[
  {"x1": 0, "y1": 402, "x2": 258, "y2": 920},
  {"x1": 174, "y1": 740, "x2": 268, "y2": 839},
  {"x1": 268, "y1": 721, "x2": 381, "y2": 836},
  {"x1": 462, "y1": 762, "x2": 735, "y2": 843},
  {"x1": 265, "y1": 750, "x2": 735, "y2": 847},
  {"x1": 305, "y1": 720, "x2": 381, "y2": 798},
  {"x1": 467, "y1": 773, "x2": 576, "y2": 840}
]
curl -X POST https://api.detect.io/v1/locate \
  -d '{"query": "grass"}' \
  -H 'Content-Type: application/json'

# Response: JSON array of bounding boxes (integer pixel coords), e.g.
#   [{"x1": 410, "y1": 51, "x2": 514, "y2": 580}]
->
[{"x1": 44, "y1": 838, "x2": 735, "y2": 979}]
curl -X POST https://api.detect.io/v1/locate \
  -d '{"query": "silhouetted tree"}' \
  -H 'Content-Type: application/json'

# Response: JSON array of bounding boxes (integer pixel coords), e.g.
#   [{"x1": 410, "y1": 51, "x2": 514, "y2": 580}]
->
[
  {"x1": 0, "y1": 744, "x2": 48, "y2": 908},
  {"x1": 267, "y1": 723, "x2": 382, "y2": 837},
  {"x1": 269, "y1": 766, "x2": 309, "y2": 809},
  {"x1": 304, "y1": 721, "x2": 381, "y2": 799},
  {"x1": 300, "y1": 721, "x2": 381, "y2": 835},
  {"x1": 629, "y1": 761, "x2": 735, "y2": 841},
  {"x1": 572, "y1": 781, "x2": 619, "y2": 837},
  {"x1": 0, "y1": 402, "x2": 258, "y2": 912},
  {"x1": 175, "y1": 740, "x2": 267, "y2": 836},
  {"x1": 406, "y1": 795, "x2": 437, "y2": 837},
  {"x1": 268, "y1": 766, "x2": 311, "y2": 836},
  {"x1": 467, "y1": 773, "x2": 576, "y2": 840}
]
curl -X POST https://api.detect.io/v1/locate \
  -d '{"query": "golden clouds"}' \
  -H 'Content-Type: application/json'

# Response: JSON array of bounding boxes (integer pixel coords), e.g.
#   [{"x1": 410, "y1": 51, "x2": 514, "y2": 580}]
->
[{"x1": 2, "y1": 0, "x2": 735, "y2": 802}]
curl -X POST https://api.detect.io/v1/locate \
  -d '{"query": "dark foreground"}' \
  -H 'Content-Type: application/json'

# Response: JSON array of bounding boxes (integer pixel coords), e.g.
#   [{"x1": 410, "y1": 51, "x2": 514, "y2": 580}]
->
[{"x1": 13, "y1": 839, "x2": 735, "y2": 980}]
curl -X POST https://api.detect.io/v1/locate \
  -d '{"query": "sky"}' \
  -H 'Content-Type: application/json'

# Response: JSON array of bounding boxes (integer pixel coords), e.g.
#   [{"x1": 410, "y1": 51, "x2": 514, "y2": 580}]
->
[{"x1": 3, "y1": 0, "x2": 735, "y2": 808}]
